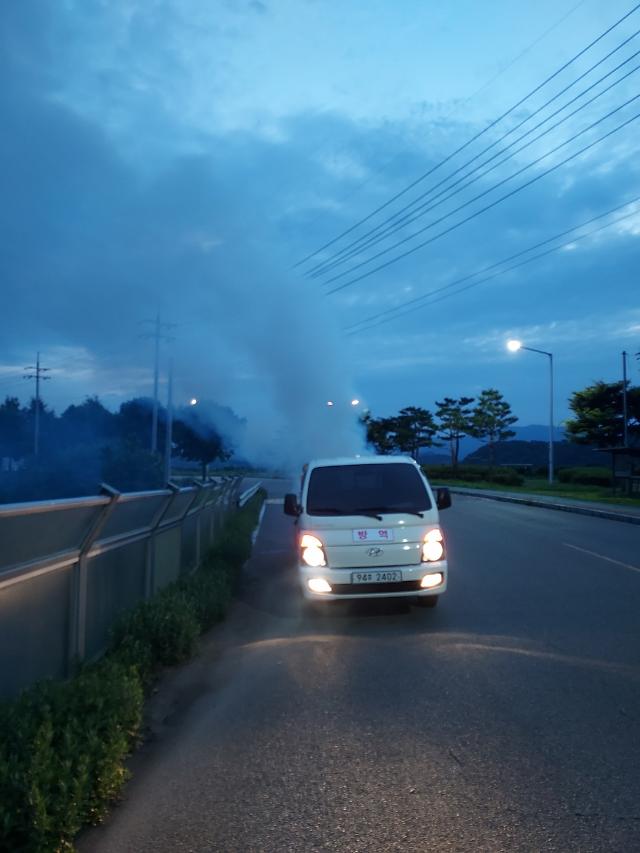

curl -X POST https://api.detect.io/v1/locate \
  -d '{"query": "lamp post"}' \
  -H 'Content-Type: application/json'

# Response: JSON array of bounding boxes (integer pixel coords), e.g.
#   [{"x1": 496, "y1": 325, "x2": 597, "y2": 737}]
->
[
  {"x1": 164, "y1": 359, "x2": 174, "y2": 485},
  {"x1": 622, "y1": 351, "x2": 629, "y2": 448},
  {"x1": 507, "y1": 340, "x2": 554, "y2": 484}
]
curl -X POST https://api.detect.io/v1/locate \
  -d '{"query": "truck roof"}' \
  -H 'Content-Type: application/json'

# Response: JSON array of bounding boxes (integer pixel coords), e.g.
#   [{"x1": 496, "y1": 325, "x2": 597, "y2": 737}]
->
[{"x1": 306, "y1": 455, "x2": 418, "y2": 469}]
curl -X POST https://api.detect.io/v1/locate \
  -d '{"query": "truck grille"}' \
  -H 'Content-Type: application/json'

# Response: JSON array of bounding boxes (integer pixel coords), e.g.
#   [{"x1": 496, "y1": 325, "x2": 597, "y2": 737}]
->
[{"x1": 330, "y1": 580, "x2": 422, "y2": 595}]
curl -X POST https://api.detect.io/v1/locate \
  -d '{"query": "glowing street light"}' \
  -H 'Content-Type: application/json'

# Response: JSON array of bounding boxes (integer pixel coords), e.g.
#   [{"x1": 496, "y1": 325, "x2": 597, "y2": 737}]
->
[
  {"x1": 506, "y1": 339, "x2": 554, "y2": 484},
  {"x1": 326, "y1": 398, "x2": 361, "y2": 408},
  {"x1": 190, "y1": 398, "x2": 198, "y2": 406}
]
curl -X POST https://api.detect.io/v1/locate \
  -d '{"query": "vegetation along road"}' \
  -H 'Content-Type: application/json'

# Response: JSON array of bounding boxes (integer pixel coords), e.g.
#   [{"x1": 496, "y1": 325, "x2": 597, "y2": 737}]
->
[{"x1": 81, "y1": 479, "x2": 640, "y2": 853}]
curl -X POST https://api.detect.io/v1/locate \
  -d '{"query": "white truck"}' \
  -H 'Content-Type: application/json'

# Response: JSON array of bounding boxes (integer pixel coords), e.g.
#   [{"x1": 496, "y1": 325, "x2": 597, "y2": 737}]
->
[{"x1": 284, "y1": 455, "x2": 451, "y2": 607}]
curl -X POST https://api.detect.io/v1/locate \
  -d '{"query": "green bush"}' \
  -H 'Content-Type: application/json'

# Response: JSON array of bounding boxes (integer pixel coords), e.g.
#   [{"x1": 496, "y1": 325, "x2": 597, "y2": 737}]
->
[
  {"x1": 109, "y1": 588, "x2": 201, "y2": 687},
  {"x1": 0, "y1": 490, "x2": 265, "y2": 853},
  {"x1": 178, "y1": 564, "x2": 233, "y2": 631},
  {"x1": 557, "y1": 466, "x2": 612, "y2": 486},
  {"x1": 0, "y1": 659, "x2": 143, "y2": 852},
  {"x1": 423, "y1": 464, "x2": 524, "y2": 486}
]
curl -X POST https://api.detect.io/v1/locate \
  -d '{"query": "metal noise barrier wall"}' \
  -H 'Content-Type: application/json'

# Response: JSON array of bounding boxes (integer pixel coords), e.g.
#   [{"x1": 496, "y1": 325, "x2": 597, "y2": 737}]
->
[{"x1": 0, "y1": 477, "x2": 244, "y2": 699}]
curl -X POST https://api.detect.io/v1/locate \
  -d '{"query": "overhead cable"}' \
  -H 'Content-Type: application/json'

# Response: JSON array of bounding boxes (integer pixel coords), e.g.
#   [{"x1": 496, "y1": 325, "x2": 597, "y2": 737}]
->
[
  {"x1": 345, "y1": 196, "x2": 640, "y2": 334},
  {"x1": 294, "y1": 2, "x2": 640, "y2": 270},
  {"x1": 324, "y1": 101, "x2": 640, "y2": 294},
  {"x1": 312, "y1": 40, "x2": 640, "y2": 278}
]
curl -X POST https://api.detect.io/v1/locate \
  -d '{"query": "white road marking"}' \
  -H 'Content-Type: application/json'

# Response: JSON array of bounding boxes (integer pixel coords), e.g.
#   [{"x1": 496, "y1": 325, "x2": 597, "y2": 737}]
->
[
  {"x1": 563, "y1": 543, "x2": 640, "y2": 574},
  {"x1": 252, "y1": 503, "x2": 267, "y2": 546}
]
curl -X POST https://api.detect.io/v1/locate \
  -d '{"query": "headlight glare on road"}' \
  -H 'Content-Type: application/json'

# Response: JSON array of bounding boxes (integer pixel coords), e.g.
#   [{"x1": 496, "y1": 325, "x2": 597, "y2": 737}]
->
[
  {"x1": 301, "y1": 534, "x2": 327, "y2": 568},
  {"x1": 422, "y1": 528, "x2": 444, "y2": 562},
  {"x1": 420, "y1": 572, "x2": 443, "y2": 589},
  {"x1": 308, "y1": 577, "x2": 332, "y2": 593}
]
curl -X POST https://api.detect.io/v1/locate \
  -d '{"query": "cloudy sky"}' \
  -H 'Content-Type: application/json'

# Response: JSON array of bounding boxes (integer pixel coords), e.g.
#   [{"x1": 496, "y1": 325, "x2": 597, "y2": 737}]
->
[{"x1": 1, "y1": 0, "x2": 639, "y2": 460}]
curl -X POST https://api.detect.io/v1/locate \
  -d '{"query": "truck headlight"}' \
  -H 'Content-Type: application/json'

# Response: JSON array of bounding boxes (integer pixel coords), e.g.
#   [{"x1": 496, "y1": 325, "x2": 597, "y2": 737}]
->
[
  {"x1": 420, "y1": 572, "x2": 443, "y2": 589},
  {"x1": 301, "y1": 533, "x2": 327, "y2": 568},
  {"x1": 422, "y1": 528, "x2": 444, "y2": 562},
  {"x1": 308, "y1": 577, "x2": 332, "y2": 593}
]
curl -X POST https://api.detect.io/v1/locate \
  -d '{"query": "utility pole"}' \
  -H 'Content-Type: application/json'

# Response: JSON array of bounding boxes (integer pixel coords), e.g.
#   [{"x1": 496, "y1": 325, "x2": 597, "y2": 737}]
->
[
  {"x1": 23, "y1": 352, "x2": 51, "y2": 456},
  {"x1": 151, "y1": 313, "x2": 160, "y2": 453},
  {"x1": 164, "y1": 358, "x2": 174, "y2": 484},
  {"x1": 622, "y1": 350, "x2": 629, "y2": 448},
  {"x1": 548, "y1": 351, "x2": 554, "y2": 485},
  {"x1": 140, "y1": 315, "x2": 176, "y2": 453}
]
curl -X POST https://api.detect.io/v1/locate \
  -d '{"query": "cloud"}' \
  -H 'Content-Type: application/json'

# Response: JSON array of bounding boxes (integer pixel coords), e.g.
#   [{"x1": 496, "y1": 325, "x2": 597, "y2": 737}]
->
[{"x1": 1, "y1": 0, "x2": 639, "y2": 440}]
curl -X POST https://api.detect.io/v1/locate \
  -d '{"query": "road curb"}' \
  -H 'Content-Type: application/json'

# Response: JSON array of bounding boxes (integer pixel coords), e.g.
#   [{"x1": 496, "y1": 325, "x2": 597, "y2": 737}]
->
[{"x1": 447, "y1": 488, "x2": 640, "y2": 526}]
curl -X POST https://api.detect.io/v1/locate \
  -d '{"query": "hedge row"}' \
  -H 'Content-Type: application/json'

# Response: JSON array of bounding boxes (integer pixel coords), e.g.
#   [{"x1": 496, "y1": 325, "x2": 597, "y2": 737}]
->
[
  {"x1": 0, "y1": 490, "x2": 265, "y2": 853},
  {"x1": 423, "y1": 464, "x2": 525, "y2": 486},
  {"x1": 557, "y1": 466, "x2": 612, "y2": 486}
]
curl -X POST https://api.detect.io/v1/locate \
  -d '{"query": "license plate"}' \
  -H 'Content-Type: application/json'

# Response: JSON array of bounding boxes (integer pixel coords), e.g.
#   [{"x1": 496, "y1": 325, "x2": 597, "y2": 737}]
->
[
  {"x1": 351, "y1": 570, "x2": 403, "y2": 584},
  {"x1": 352, "y1": 528, "x2": 394, "y2": 543}
]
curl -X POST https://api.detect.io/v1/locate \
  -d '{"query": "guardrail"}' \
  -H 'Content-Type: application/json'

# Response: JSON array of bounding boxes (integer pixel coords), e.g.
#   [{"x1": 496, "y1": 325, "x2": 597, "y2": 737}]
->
[
  {"x1": 0, "y1": 477, "x2": 242, "y2": 699},
  {"x1": 238, "y1": 481, "x2": 262, "y2": 508}
]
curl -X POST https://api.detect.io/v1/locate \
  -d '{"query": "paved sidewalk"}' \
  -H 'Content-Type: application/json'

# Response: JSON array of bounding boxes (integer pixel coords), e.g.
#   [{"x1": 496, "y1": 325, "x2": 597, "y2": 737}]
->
[{"x1": 446, "y1": 486, "x2": 640, "y2": 525}]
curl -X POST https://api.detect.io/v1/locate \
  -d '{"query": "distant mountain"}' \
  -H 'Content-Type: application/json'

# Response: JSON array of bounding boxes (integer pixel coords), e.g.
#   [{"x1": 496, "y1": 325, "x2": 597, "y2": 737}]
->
[
  {"x1": 458, "y1": 425, "x2": 566, "y2": 459},
  {"x1": 465, "y1": 440, "x2": 601, "y2": 468},
  {"x1": 417, "y1": 450, "x2": 451, "y2": 465}
]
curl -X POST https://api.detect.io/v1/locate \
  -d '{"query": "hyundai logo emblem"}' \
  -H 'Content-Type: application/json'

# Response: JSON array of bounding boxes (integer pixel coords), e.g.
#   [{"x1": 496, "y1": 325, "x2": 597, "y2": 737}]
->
[{"x1": 367, "y1": 547, "x2": 383, "y2": 557}]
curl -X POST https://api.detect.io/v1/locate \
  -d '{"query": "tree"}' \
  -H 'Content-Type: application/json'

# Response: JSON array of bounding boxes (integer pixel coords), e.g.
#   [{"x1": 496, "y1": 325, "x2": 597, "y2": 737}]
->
[
  {"x1": 173, "y1": 408, "x2": 230, "y2": 478},
  {"x1": 59, "y1": 396, "x2": 115, "y2": 449},
  {"x1": 117, "y1": 398, "x2": 165, "y2": 451},
  {"x1": 361, "y1": 412, "x2": 396, "y2": 455},
  {"x1": 362, "y1": 407, "x2": 439, "y2": 458},
  {"x1": 435, "y1": 396, "x2": 475, "y2": 468},
  {"x1": 101, "y1": 441, "x2": 164, "y2": 492},
  {"x1": 0, "y1": 396, "x2": 30, "y2": 462},
  {"x1": 391, "y1": 406, "x2": 439, "y2": 459},
  {"x1": 565, "y1": 380, "x2": 640, "y2": 447},
  {"x1": 470, "y1": 389, "x2": 518, "y2": 466}
]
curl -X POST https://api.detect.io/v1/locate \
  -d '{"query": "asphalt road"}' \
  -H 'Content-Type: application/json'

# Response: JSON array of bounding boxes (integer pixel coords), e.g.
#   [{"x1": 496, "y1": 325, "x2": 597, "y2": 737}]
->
[{"x1": 81, "y1": 480, "x2": 640, "y2": 853}]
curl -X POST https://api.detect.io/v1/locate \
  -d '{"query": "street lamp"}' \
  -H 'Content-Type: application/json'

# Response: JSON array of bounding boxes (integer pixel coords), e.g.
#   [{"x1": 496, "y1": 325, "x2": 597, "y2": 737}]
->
[
  {"x1": 507, "y1": 339, "x2": 555, "y2": 485},
  {"x1": 190, "y1": 398, "x2": 198, "y2": 406},
  {"x1": 326, "y1": 398, "x2": 361, "y2": 407}
]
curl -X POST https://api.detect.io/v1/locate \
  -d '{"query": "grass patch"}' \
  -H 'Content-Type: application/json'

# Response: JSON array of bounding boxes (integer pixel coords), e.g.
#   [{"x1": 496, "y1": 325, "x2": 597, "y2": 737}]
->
[{"x1": 0, "y1": 490, "x2": 265, "y2": 853}]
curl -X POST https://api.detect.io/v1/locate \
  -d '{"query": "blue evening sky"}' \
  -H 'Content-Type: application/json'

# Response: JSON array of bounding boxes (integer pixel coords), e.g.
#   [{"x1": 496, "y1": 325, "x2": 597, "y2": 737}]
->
[{"x1": 1, "y1": 0, "x2": 639, "y2": 457}]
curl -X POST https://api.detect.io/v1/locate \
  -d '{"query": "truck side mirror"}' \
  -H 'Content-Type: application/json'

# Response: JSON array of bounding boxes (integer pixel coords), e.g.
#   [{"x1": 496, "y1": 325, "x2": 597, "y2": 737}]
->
[
  {"x1": 284, "y1": 493, "x2": 301, "y2": 516},
  {"x1": 436, "y1": 487, "x2": 452, "y2": 510}
]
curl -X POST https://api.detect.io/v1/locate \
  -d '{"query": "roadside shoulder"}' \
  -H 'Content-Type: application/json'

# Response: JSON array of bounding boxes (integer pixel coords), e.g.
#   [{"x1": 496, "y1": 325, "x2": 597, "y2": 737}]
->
[{"x1": 446, "y1": 486, "x2": 640, "y2": 526}]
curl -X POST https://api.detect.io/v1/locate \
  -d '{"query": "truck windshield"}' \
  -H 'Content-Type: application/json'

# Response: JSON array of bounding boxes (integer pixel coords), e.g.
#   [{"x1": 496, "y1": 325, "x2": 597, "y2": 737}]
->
[{"x1": 306, "y1": 463, "x2": 431, "y2": 516}]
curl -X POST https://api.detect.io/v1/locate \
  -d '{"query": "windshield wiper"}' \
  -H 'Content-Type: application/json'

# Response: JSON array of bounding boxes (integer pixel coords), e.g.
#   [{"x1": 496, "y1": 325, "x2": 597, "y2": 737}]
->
[
  {"x1": 362, "y1": 506, "x2": 425, "y2": 518},
  {"x1": 311, "y1": 507, "x2": 383, "y2": 520}
]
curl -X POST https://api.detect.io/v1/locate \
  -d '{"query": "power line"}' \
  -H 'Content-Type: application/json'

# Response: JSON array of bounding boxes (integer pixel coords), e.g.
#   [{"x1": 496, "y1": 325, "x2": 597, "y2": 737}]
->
[
  {"x1": 325, "y1": 102, "x2": 640, "y2": 294},
  {"x1": 294, "y1": 0, "x2": 590, "y2": 250},
  {"x1": 311, "y1": 37, "x2": 640, "y2": 278},
  {"x1": 462, "y1": 0, "x2": 589, "y2": 103},
  {"x1": 346, "y1": 196, "x2": 640, "y2": 334},
  {"x1": 325, "y1": 92, "x2": 640, "y2": 287},
  {"x1": 349, "y1": 206, "x2": 637, "y2": 335},
  {"x1": 294, "y1": 2, "x2": 640, "y2": 270}
]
